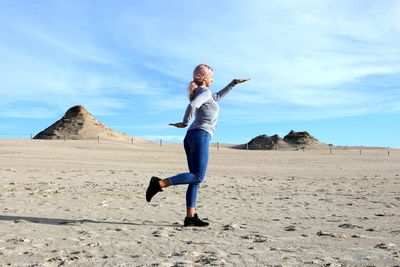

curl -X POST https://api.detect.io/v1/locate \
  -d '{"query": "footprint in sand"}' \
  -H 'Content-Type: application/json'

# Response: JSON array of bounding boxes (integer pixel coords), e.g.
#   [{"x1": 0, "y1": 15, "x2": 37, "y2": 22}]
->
[
  {"x1": 338, "y1": 223, "x2": 363, "y2": 229},
  {"x1": 316, "y1": 231, "x2": 338, "y2": 238},
  {"x1": 241, "y1": 233, "x2": 268, "y2": 243},
  {"x1": 284, "y1": 225, "x2": 297, "y2": 231},
  {"x1": 195, "y1": 251, "x2": 226, "y2": 266},
  {"x1": 221, "y1": 224, "x2": 244, "y2": 231},
  {"x1": 375, "y1": 243, "x2": 396, "y2": 250},
  {"x1": 46, "y1": 256, "x2": 66, "y2": 263},
  {"x1": 351, "y1": 234, "x2": 361, "y2": 238},
  {"x1": 46, "y1": 251, "x2": 83, "y2": 265},
  {"x1": 6, "y1": 238, "x2": 31, "y2": 244},
  {"x1": 152, "y1": 228, "x2": 175, "y2": 237},
  {"x1": 390, "y1": 230, "x2": 400, "y2": 235},
  {"x1": 87, "y1": 242, "x2": 100, "y2": 248},
  {"x1": 171, "y1": 251, "x2": 188, "y2": 257},
  {"x1": 171, "y1": 262, "x2": 189, "y2": 267}
]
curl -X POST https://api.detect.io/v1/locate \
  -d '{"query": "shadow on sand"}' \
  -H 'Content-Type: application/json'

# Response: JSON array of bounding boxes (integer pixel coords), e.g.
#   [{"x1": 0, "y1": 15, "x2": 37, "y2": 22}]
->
[{"x1": 0, "y1": 215, "x2": 178, "y2": 227}]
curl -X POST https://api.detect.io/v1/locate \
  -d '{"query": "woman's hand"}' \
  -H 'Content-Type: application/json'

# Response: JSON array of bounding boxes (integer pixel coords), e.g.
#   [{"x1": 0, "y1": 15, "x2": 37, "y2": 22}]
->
[
  {"x1": 233, "y1": 78, "x2": 251, "y2": 85},
  {"x1": 169, "y1": 122, "x2": 187, "y2": 128}
]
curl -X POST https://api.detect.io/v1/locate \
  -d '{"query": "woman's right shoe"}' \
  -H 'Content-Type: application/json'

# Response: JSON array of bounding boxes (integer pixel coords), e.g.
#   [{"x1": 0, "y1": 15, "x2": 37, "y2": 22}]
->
[
  {"x1": 146, "y1": 176, "x2": 163, "y2": 202},
  {"x1": 184, "y1": 213, "x2": 209, "y2": 227}
]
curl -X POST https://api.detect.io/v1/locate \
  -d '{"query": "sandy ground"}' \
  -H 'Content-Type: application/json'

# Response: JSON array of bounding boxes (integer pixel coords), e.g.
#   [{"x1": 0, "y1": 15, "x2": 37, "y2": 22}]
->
[{"x1": 0, "y1": 139, "x2": 399, "y2": 266}]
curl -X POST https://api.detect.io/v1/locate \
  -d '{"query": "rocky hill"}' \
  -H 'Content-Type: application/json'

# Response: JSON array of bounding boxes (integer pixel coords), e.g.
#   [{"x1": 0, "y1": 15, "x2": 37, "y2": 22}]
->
[
  {"x1": 235, "y1": 130, "x2": 325, "y2": 150},
  {"x1": 246, "y1": 134, "x2": 288, "y2": 150},
  {"x1": 33, "y1": 105, "x2": 133, "y2": 142},
  {"x1": 283, "y1": 130, "x2": 320, "y2": 145}
]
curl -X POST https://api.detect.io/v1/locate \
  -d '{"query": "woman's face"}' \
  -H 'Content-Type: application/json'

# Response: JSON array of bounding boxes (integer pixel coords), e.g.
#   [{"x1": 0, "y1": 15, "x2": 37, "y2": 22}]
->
[{"x1": 205, "y1": 72, "x2": 214, "y2": 87}]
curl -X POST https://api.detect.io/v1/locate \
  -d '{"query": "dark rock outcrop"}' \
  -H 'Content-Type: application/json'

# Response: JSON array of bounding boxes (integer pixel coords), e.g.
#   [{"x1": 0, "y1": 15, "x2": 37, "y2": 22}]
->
[
  {"x1": 247, "y1": 134, "x2": 285, "y2": 150},
  {"x1": 237, "y1": 130, "x2": 324, "y2": 150},
  {"x1": 283, "y1": 130, "x2": 319, "y2": 145}
]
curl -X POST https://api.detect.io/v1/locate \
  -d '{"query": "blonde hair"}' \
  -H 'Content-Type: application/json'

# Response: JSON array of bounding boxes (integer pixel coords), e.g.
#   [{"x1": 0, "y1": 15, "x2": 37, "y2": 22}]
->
[{"x1": 187, "y1": 64, "x2": 213, "y2": 100}]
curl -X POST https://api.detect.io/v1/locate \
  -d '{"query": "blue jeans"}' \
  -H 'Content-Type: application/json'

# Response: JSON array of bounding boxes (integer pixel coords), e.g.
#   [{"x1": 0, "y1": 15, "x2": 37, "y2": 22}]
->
[{"x1": 168, "y1": 129, "x2": 211, "y2": 208}]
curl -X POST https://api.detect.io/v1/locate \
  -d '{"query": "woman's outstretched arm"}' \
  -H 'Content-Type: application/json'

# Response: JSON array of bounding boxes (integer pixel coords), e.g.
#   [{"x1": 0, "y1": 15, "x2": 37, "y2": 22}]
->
[{"x1": 212, "y1": 78, "x2": 250, "y2": 102}]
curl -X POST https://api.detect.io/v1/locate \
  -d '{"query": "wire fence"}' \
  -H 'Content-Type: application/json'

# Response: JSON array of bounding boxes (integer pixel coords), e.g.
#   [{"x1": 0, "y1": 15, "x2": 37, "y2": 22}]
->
[{"x1": 0, "y1": 133, "x2": 395, "y2": 156}]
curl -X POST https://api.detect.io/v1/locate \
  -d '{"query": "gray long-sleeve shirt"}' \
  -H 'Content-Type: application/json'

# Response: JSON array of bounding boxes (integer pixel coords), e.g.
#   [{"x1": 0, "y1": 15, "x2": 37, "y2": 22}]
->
[{"x1": 183, "y1": 81, "x2": 236, "y2": 136}]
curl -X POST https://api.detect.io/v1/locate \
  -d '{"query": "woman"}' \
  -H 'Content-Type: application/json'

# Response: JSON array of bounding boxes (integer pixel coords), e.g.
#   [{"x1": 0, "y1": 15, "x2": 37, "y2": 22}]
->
[{"x1": 146, "y1": 64, "x2": 249, "y2": 227}]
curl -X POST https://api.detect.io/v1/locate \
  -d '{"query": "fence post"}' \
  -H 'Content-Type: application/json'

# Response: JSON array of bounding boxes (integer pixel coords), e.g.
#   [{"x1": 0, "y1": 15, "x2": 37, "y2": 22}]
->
[
  {"x1": 330, "y1": 147, "x2": 332, "y2": 155},
  {"x1": 97, "y1": 136, "x2": 100, "y2": 143},
  {"x1": 359, "y1": 149, "x2": 361, "y2": 155},
  {"x1": 388, "y1": 147, "x2": 390, "y2": 156},
  {"x1": 160, "y1": 139, "x2": 162, "y2": 147},
  {"x1": 217, "y1": 142, "x2": 220, "y2": 150},
  {"x1": 131, "y1": 138, "x2": 134, "y2": 145}
]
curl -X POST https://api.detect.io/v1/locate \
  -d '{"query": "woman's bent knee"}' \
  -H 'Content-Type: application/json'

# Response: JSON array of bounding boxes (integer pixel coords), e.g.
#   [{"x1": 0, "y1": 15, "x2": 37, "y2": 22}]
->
[{"x1": 193, "y1": 174, "x2": 205, "y2": 184}]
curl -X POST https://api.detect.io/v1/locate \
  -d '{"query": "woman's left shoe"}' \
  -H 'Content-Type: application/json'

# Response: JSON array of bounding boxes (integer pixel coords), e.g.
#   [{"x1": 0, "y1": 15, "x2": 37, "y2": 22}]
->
[
  {"x1": 146, "y1": 176, "x2": 163, "y2": 202},
  {"x1": 184, "y1": 213, "x2": 209, "y2": 227}
]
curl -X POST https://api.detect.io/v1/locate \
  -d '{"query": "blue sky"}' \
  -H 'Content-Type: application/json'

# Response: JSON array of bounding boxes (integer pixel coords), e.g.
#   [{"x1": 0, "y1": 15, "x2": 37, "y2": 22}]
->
[{"x1": 0, "y1": 0, "x2": 399, "y2": 147}]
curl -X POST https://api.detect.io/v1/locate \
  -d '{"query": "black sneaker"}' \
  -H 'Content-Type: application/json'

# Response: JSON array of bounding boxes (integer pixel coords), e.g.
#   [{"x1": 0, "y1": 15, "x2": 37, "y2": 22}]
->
[
  {"x1": 146, "y1": 176, "x2": 163, "y2": 202},
  {"x1": 184, "y1": 213, "x2": 209, "y2": 227}
]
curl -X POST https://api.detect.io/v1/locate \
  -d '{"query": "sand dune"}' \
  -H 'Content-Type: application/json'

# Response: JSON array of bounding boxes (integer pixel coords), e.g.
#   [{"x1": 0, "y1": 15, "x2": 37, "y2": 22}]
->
[
  {"x1": 34, "y1": 105, "x2": 141, "y2": 142},
  {"x1": 0, "y1": 139, "x2": 399, "y2": 266}
]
